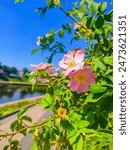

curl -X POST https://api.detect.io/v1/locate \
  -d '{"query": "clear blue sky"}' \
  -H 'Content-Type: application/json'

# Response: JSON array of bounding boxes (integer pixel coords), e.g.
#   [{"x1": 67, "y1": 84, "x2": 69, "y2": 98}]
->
[{"x1": 0, "y1": 0, "x2": 112, "y2": 70}]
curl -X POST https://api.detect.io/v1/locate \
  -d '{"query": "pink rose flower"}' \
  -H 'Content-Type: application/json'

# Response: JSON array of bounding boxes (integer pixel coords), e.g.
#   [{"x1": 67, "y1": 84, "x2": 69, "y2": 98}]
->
[
  {"x1": 30, "y1": 63, "x2": 58, "y2": 83},
  {"x1": 68, "y1": 66, "x2": 96, "y2": 94},
  {"x1": 59, "y1": 49, "x2": 85, "y2": 76},
  {"x1": 31, "y1": 63, "x2": 49, "y2": 71},
  {"x1": 74, "y1": 24, "x2": 81, "y2": 30}
]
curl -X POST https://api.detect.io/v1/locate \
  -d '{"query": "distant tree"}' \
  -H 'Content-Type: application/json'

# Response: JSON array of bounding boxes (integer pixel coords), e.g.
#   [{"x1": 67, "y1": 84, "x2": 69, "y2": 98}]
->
[
  {"x1": 0, "y1": 62, "x2": 2, "y2": 69},
  {"x1": 1, "y1": 65, "x2": 18, "y2": 75},
  {"x1": 10, "y1": 67, "x2": 18, "y2": 75},
  {"x1": 23, "y1": 67, "x2": 30, "y2": 76},
  {"x1": 2, "y1": 65, "x2": 11, "y2": 75}
]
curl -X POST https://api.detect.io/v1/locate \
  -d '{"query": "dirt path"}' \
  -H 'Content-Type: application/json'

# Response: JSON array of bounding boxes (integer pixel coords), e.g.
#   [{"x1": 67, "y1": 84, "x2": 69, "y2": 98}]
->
[{"x1": 0, "y1": 105, "x2": 51, "y2": 150}]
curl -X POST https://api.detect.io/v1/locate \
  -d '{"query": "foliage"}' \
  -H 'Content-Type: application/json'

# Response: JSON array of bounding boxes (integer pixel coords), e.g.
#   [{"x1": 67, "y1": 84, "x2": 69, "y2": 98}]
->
[{"x1": 0, "y1": 0, "x2": 113, "y2": 150}]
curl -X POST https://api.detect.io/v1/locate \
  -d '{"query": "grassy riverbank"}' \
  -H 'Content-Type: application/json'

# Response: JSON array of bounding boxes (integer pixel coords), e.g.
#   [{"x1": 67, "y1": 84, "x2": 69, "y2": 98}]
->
[
  {"x1": 0, "y1": 74, "x2": 27, "y2": 82},
  {"x1": 0, "y1": 96, "x2": 43, "y2": 118},
  {"x1": 0, "y1": 79, "x2": 46, "y2": 86}
]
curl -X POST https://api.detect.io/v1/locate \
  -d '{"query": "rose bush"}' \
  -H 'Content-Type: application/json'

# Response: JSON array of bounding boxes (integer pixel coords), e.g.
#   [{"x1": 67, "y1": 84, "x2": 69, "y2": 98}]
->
[{"x1": 0, "y1": 0, "x2": 113, "y2": 150}]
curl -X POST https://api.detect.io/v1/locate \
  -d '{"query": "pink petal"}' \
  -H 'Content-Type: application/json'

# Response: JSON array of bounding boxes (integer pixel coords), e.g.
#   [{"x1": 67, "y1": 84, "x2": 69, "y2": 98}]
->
[
  {"x1": 68, "y1": 79, "x2": 79, "y2": 91},
  {"x1": 59, "y1": 61, "x2": 68, "y2": 70},
  {"x1": 74, "y1": 62, "x2": 84, "y2": 71},
  {"x1": 64, "y1": 67, "x2": 74, "y2": 76},
  {"x1": 74, "y1": 50, "x2": 85, "y2": 64},
  {"x1": 65, "y1": 51, "x2": 74, "y2": 62},
  {"x1": 87, "y1": 73, "x2": 96, "y2": 85},
  {"x1": 76, "y1": 83, "x2": 89, "y2": 94}
]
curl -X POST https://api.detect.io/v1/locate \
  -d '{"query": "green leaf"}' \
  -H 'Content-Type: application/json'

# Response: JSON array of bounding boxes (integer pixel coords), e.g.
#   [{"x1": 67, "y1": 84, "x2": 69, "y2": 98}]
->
[
  {"x1": 87, "y1": 16, "x2": 94, "y2": 28},
  {"x1": 77, "y1": 11, "x2": 84, "y2": 19},
  {"x1": 3, "y1": 145, "x2": 9, "y2": 150},
  {"x1": 104, "y1": 10, "x2": 113, "y2": 22},
  {"x1": 80, "y1": 3, "x2": 88, "y2": 12},
  {"x1": 69, "y1": 131, "x2": 80, "y2": 145},
  {"x1": 62, "y1": 24, "x2": 71, "y2": 34},
  {"x1": 31, "y1": 48, "x2": 41, "y2": 55},
  {"x1": 94, "y1": 58, "x2": 107, "y2": 71},
  {"x1": 46, "y1": 0, "x2": 54, "y2": 8},
  {"x1": 21, "y1": 115, "x2": 32, "y2": 122},
  {"x1": 76, "y1": 120, "x2": 89, "y2": 129},
  {"x1": 66, "y1": 24, "x2": 72, "y2": 34},
  {"x1": 104, "y1": 69, "x2": 113, "y2": 75},
  {"x1": 15, "y1": 0, "x2": 24, "y2": 3},
  {"x1": 95, "y1": 16, "x2": 104, "y2": 29},
  {"x1": 31, "y1": 143, "x2": 39, "y2": 150},
  {"x1": 79, "y1": 128, "x2": 95, "y2": 134},
  {"x1": 99, "y1": 2, "x2": 107, "y2": 13},
  {"x1": 88, "y1": 2, "x2": 98, "y2": 13},
  {"x1": 103, "y1": 38, "x2": 109, "y2": 48},
  {"x1": 58, "y1": 29, "x2": 64, "y2": 38},
  {"x1": 10, "y1": 120, "x2": 19, "y2": 132},
  {"x1": 67, "y1": 129, "x2": 77, "y2": 138},
  {"x1": 104, "y1": 14, "x2": 112, "y2": 22},
  {"x1": 54, "y1": 0, "x2": 60, "y2": 7},
  {"x1": 44, "y1": 130, "x2": 51, "y2": 150},
  {"x1": 73, "y1": 135, "x2": 83, "y2": 150},
  {"x1": 10, "y1": 140, "x2": 20, "y2": 146},
  {"x1": 46, "y1": 29, "x2": 55, "y2": 38},
  {"x1": 89, "y1": 84, "x2": 107, "y2": 94},
  {"x1": 104, "y1": 56, "x2": 113, "y2": 66},
  {"x1": 70, "y1": 112, "x2": 82, "y2": 122},
  {"x1": 53, "y1": 125, "x2": 60, "y2": 135},
  {"x1": 17, "y1": 108, "x2": 28, "y2": 118},
  {"x1": 99, "y1": 115, "x2": 108, "y2": 128},
  {"x1": 38, "y1": 93, "x2": 52, "y2": 107},
  {"x1": 85, "y1": 93, "x2": 103, "y2": 102},
  {"x1": 39, "y1": 7, "x2": 48, "y2": 17}
]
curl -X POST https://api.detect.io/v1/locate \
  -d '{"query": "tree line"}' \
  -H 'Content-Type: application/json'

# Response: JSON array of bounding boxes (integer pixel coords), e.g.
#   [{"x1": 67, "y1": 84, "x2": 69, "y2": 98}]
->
[{"x1": 0, "y1": 62, "x2": 29, "y2": 76}]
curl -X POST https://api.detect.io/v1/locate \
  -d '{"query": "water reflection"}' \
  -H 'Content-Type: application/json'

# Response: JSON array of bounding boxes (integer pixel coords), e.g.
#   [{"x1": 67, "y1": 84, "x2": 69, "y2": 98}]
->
[{"x1": 0, "y1": 84, "x2": 45, "y2": 104}]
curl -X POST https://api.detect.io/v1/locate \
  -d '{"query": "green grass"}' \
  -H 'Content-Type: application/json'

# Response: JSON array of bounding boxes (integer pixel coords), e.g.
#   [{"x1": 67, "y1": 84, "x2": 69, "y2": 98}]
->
[
  {"x1": 0, "y1": 99, "x2": 39, "y2": 118},
  {"x1": 0, "y1": 75, "x2": 27, "y2": 82}
]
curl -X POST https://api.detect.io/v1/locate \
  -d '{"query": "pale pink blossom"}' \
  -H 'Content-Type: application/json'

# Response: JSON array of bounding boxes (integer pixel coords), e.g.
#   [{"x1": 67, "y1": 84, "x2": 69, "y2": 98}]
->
[
  {"x1": 30, "y1": 63, "x2": 58, "y2": 84},
  {"x1": 36, "y1": 36, "x2": 41, "y2": 46},
  {"x1": 74, "y1": 24, "x2": 81, "y2": 30},
  {"x1": 46, "y1": 66, "x2": 58, "y2": 76},
  {"x1": 68, "y1": 66, "x2": 96, "y2": 94},
  {"x1": 31, "y1": 63, "x2": 50, "y2": 71},
  {"x1": 39, "y1": 78, "x2": 49, "y2": 83},
  {"x1": 31, "y1": 63, "x2": 58, "y2": 76},
  {"x1": 59, "y1": 49, "x2": 85, "y2": 76}
]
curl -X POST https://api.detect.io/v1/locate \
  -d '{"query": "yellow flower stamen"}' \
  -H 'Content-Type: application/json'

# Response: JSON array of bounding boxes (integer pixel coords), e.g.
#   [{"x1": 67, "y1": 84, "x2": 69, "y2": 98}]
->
[
  {"x1": 74, "y1": 72, "x2": 88, "y2": 84},
  {"x1": 68, "y1": 61, "x2": 76, "y2": 67}
]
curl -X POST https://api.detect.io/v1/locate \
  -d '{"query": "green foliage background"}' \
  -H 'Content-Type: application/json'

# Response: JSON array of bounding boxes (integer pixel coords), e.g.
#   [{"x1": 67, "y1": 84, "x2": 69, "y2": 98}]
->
[{"x1": 1, "y1": 0, "x2": 113, "y2": 150}]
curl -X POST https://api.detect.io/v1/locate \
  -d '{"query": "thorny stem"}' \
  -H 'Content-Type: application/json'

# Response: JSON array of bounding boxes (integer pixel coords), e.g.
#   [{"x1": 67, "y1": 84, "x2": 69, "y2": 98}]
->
[{"x1": 0, "y1": 120, "x2": 48, "y2": 139}]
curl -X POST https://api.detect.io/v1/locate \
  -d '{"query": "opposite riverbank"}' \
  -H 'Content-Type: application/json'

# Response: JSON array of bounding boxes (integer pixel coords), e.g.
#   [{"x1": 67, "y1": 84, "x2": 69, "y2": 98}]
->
[
  {"x1": 0, "y1": 95, "x2": 43, "y2": 118},
  {"x1": 0, "y1": 80, "x2": 45, "y2": 86}
]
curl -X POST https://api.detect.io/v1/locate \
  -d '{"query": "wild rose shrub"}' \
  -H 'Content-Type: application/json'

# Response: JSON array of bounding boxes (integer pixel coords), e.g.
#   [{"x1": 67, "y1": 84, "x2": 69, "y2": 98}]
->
[{"x1": 0, "y1": 0, "x2": 113, "y2": 150}]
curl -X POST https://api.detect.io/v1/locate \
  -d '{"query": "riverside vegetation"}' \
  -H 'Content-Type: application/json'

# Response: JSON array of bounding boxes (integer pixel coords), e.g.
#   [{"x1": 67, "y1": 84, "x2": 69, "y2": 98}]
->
[{"x1": 0, "y1": 0, "x2": 113, "y2": 150}]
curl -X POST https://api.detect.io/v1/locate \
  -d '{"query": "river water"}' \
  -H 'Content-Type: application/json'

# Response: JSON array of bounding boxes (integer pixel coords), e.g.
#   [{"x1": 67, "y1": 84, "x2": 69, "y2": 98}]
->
[{"x1": 0, "y1": 84, "x2": 45, "y2": 104}]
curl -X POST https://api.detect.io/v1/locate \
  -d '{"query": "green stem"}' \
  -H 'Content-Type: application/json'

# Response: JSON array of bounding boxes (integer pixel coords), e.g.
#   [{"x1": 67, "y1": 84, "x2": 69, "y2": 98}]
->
[
  {"x1": 54, "y1": 3, "x2": 87, "y2": 30},
  {"x1": 0, "y1": 120, "x2": 48, "y2": 138}
]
